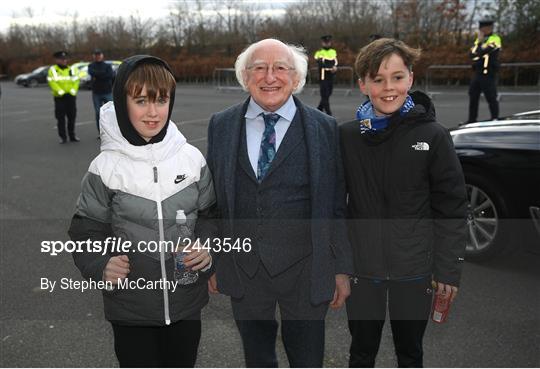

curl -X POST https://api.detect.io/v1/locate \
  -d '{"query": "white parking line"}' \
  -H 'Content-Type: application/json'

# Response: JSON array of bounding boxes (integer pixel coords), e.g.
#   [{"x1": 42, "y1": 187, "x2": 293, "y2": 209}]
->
[
  {"x1": 50, "y1": 120, "x2": 95, "y2": 129},
  {"x1": 3, "y1": 110, "x2": 29, "y2": 116},
  {"x1": 177, "y1": 118, "x2": 208, "y2": 125}
]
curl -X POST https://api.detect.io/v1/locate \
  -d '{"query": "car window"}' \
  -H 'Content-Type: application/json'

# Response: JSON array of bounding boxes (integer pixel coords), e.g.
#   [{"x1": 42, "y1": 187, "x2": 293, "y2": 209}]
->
[{"x1": 33, "y1": 66, "x2": 48, "y2": 74}]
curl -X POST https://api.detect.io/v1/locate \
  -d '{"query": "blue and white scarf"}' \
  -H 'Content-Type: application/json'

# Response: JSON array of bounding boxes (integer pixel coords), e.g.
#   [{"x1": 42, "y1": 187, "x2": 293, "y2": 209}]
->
[{"x1": 356, "y1": 95, "x2": 415, "y2": 134}]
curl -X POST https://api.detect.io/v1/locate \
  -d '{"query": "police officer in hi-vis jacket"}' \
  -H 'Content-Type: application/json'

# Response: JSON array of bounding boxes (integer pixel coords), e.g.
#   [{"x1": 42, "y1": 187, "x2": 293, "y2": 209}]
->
[
  {"x1": 468, "y1": 19, "x2": 502, "y2": 123},
  {"x1": 47, "y1": 51, "x2": 80, "y2": 143},
  {"x1": 314, "y1": 35, "x2": 338, "y2": 116}
]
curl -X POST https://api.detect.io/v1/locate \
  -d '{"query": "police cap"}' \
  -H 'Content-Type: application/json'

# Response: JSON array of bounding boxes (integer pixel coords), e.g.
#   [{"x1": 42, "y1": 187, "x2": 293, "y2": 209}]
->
[
  {"x1": 479, "y1": 19, "x2": 494, "y2": 28},
  {"x1": 321, "y1": 35, "x2": 332, "y2": 42},
  {"x1": 53, "y1": 51, "x2": 68, "y2": 59}
]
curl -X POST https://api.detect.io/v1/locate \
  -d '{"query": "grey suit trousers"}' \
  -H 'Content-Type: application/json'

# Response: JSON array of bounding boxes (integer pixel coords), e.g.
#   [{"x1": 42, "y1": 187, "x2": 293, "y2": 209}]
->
[{"x1": 231, "y1": 256, "x2": 329, "y2": 367}]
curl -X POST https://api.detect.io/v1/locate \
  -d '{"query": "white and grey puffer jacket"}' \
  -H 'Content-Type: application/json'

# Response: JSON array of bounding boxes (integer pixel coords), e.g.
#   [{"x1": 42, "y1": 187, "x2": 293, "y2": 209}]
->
[{"x1": 69, "y1": 101, "x2": 216, "y2": 326}]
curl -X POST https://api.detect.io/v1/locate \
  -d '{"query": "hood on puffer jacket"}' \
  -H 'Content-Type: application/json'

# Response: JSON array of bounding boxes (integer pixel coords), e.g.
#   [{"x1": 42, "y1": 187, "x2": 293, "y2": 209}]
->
[
  {"x1": 112, "y1": 55, "x2": 176, "y2": 146},
  {"x1": 99, "y1": 101, "x2": 187, "y2": 162}
]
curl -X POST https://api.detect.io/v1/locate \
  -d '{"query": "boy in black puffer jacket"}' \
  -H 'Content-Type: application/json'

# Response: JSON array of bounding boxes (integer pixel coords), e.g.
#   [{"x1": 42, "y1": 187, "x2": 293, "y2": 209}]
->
[{"x1": 340, "y1": 38, "x2": 468, "y2": 367}]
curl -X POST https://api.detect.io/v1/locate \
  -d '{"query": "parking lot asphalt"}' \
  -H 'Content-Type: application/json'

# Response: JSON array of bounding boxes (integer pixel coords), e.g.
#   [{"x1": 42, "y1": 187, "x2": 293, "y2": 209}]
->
[{"x1": 1, "y1": 81, "x2": 539, "y2": 367}]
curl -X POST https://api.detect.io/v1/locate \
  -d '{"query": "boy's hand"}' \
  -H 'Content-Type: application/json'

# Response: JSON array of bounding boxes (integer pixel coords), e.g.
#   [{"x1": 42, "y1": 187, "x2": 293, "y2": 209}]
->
[
  {"x1": 103, "y1": 255, "x2": 130, "y2": 284},
  {"x1": 183, "y1": 243, "x2": 212, "y2": 271},
  {"x1": 433, "y1": 281, "x2": 459, "y2": 303}
]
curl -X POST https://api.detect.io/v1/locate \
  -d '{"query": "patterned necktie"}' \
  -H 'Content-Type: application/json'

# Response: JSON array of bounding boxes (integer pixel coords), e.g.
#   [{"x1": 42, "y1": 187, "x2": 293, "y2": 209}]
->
[{"x1": 257, "y1": 113, "x2": 280, "y2": 182}]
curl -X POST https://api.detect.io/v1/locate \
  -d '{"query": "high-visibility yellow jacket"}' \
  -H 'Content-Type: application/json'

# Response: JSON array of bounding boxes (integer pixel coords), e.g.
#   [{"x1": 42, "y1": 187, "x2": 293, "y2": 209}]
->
[
  {"x1": 469, "y1": 33, "x2": 502, "y2": 75},
  {"x1": 314, "y1": 48, "x2": 338, "y2": 67},
  {"x1": 314, "y1": 48, "x2": 338, "y2": 81},
  {"x1": 47, "y1": 64, "x2": 80, "y2": 97}
]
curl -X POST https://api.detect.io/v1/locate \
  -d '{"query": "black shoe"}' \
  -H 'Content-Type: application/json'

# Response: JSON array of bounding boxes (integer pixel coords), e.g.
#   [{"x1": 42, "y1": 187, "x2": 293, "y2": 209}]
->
[
  {"x1": 59, "y1": 138, "x2": 67, "y2": 144},
  {"x1": 69, "y1": 136, "x2": 80, "y2": 142}
]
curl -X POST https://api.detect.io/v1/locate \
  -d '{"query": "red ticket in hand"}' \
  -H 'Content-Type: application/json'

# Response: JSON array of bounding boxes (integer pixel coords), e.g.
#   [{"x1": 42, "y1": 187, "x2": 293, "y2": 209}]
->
[{"x1": 431, "y1": 290, "x2": 453, "y2": 323}]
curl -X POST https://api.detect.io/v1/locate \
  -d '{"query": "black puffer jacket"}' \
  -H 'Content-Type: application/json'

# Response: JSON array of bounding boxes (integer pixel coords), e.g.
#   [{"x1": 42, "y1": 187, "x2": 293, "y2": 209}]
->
[{"x1": 339, "y1": 91, "x2": 467, "y2": 286}]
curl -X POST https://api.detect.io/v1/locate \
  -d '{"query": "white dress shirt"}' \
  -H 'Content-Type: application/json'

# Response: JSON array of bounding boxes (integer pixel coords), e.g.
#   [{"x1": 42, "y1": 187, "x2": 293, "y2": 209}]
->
[{"x1": 244, "y1": 95, "x2": 297, "y2": 174}]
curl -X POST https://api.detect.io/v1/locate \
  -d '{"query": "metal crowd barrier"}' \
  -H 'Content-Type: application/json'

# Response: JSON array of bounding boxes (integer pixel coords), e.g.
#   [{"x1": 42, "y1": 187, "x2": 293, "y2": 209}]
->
[
  {"x1": 425, "y1": 62, "x2": 540, "y2": 100},
  {"x1": 213, "y1": 68, "x2": 243, "y2": 92},
  {"x1": 307, "y1": 66, "x2": 355, "y2": 96}
]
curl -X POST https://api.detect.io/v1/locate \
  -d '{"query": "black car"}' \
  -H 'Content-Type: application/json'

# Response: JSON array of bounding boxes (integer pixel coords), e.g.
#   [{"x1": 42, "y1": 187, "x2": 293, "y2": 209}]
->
[
  {"x1": 14, "y1": 65, "x2": 50, "y2": 87},
  {"x1": 450, "y1": 110, "x2": 540, "y2": 260}
]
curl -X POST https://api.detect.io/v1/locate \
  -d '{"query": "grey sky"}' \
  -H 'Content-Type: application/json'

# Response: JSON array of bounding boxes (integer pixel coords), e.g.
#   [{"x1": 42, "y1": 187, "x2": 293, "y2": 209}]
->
[{"x1": 0, "y1": 0, "x2": 291, "y2": 32}]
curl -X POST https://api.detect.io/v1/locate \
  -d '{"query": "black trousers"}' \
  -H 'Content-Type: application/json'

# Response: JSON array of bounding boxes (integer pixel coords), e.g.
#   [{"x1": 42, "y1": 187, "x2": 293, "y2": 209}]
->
[
  {"x1": 54, "y1": 95, "x2": 77, "y2": 139},
  {"x1": 111, "y1": 315, "x2": 201, "y2": 368},
  {"x1": 232, "y1": 259, "x2": 328, "y2": 367},
  {"x1": 346, "y1": 277, "x2": 433, "y2": 368},
  {"x1": 317, "y1": 76, "x2": 334, "y2": 116},
  {"x1": 468, "y1": 74, "x2": 499, "y2": 122}
]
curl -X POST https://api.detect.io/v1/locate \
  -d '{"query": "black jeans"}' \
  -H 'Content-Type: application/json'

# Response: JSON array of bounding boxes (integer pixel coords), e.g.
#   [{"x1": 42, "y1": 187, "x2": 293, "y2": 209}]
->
[
  {"x1": 347, "y1": 277, "x2": 433, "y2": 367},
  {"x1": 111, "y1": 315, "x2": 201, "y2": 368},
  {"x1": 54, "y1": 95, "x2": 77, "y2": 139}
]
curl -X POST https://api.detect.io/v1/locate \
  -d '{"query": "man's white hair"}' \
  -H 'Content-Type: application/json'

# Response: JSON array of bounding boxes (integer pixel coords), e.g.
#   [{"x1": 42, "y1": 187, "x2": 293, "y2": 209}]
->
[{"x1": 234, "y1": 38, "x2": 308, "y2": 94}]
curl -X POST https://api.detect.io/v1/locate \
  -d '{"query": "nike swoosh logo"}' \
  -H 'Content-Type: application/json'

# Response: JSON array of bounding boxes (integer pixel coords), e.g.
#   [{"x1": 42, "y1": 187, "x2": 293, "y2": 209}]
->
[{"x1": 174, "y1": 175, "x2": 187, "y2": 184}]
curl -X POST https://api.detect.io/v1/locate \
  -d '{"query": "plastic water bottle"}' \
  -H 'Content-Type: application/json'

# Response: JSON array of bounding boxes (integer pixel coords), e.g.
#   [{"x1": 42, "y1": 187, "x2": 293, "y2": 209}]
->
[{"x1": 173, "y1": 210, "x2": 199, "y2": 285}]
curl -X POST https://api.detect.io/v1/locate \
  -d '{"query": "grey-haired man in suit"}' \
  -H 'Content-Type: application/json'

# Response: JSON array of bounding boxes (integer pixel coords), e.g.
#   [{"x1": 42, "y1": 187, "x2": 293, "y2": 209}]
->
[{"x1": 206, "y1": 38, "x2": 353, "y2": 367}]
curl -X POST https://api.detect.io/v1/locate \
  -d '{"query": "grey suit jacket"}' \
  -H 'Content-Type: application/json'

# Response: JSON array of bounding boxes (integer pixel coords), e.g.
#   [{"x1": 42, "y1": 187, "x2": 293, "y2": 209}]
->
[{"x1": 206, "y1": 96, "x2": 353, "y2": 305}]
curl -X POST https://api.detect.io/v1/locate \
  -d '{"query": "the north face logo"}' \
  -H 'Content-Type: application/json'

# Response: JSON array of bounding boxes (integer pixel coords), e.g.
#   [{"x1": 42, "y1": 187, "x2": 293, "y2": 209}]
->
[{"x1": 411, "y1": 142, "x2": 430, "y2": 151}]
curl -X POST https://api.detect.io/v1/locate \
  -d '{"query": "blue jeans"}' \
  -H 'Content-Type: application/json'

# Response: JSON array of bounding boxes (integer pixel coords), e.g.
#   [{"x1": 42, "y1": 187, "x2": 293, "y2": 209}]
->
[{"x1": 92, "y1": 92, "x2": 112, "y2": 132}]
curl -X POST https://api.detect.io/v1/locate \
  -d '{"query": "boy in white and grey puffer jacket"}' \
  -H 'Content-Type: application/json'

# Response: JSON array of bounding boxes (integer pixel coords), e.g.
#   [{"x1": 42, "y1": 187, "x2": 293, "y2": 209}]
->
[{"x1": 68, "y1": 55, "x2": 215, "y2": 367}]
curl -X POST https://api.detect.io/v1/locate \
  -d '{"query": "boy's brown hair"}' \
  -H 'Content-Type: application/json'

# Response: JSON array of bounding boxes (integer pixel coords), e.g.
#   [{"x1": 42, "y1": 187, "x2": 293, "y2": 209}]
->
[
  {"x1": 125, "y1": 62, "x2": 176, "y2": 101},
  {"x1": 354, "y1": 38, "x2": 421, "y2": 80}
]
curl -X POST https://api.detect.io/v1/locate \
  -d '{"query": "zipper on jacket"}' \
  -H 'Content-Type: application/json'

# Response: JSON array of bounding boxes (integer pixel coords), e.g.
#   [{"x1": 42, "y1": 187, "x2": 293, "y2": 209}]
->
[
  {"x1": 153, "y1": 163, "x2": 171, "y2": 325},
  {"x1": 380, "y1": 144, "x2": 391, "y2": 280}
]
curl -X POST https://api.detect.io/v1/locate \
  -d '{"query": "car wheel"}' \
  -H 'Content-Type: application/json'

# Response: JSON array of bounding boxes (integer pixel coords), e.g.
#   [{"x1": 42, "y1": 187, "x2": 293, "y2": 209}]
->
[
  {"x1": 464, "y1": 172, "x2": 510, "y2": 261},
  {"x1": 28, "y1": 79, "x2": 38, "y2": 88}
]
